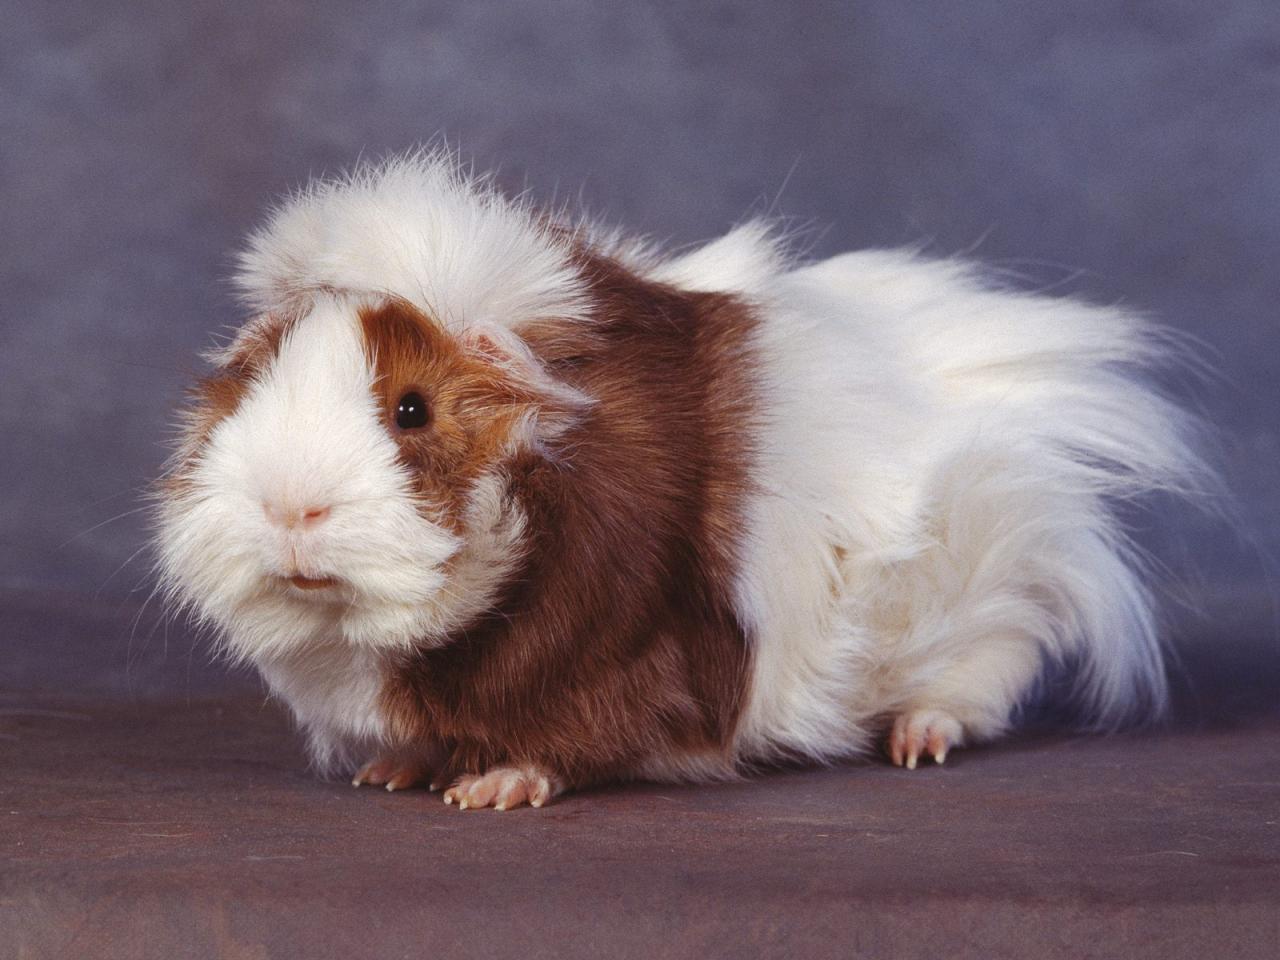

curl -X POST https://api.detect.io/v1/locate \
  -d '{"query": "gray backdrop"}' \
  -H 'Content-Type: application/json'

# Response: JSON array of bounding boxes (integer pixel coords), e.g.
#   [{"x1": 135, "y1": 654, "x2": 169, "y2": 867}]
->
[{"x1": 2, "y1": 1, "x2": 1276, "y2": 615}]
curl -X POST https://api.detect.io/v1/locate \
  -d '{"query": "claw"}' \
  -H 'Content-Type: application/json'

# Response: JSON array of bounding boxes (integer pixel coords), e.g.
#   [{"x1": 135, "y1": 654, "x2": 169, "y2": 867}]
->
[
  {"x1": 385, "y1": 770, "x2": 418, "y2": 792},
  {"x1": 927, "y1": 728, "x2": 950, "y2": 764},
  {"x1": 888, "y1": 710, "x2": 962, "y2": 771}
]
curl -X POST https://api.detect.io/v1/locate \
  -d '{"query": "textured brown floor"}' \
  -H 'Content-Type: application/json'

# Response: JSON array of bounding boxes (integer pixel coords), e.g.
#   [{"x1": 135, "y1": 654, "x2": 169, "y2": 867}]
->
[
  {"x1": 2, "y1": 590, "x2": 1279, "y2": 958},
  {"x1": 2, "y1": 695, "x2": 1278, "y2": 959}
]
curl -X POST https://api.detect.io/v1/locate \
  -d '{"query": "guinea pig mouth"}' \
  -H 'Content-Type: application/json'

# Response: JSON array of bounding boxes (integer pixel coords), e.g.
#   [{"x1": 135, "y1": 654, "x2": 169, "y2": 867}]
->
[{"x1": 283, "y1": 574, "x2": 341, "y2": 591}]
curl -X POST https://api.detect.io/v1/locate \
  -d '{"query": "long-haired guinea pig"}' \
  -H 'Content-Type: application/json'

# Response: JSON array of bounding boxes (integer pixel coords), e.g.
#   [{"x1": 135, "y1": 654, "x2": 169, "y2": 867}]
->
[{"x1": 155, "y1": 151, "x2": 1216, "y2": 810}]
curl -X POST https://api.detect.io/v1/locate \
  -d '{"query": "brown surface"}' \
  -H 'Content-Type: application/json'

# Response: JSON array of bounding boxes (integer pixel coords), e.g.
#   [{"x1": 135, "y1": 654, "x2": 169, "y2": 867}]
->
[
  {"x1": 3, "y1": 693, "x2": 1279, "y2": 960},
  {"x1": 3, "y1": 588, "x2": 1279, "y2": 957}
]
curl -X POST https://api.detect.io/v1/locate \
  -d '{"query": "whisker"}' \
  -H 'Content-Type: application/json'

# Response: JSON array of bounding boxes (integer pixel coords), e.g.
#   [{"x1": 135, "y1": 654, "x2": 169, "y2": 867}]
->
[
  {"x1": 94, "y1": 541, "x2": 154, "y2": 600},
  {"x1": 79, "y1": 483, "x2": 153, "y2": 511},
  {"x1": 60, "y1": 505, "x2": 153, "y2": 548}
]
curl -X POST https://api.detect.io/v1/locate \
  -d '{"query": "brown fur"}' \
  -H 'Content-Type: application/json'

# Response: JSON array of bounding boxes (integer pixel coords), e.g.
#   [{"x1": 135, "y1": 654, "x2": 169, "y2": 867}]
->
[
  {"x1": 378, "y1": 251, "x2": 762, "y2": 789},
  {"x1": 170, "y1": 256, "x2": 761, "y2": 792},
  {"x1": 358, "y1": 300, "x2": 556, "y2": 533}
]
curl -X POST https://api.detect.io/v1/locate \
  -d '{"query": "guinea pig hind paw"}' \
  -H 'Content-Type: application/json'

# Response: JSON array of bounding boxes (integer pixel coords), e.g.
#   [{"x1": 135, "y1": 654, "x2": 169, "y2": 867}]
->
[
  {"x1": 888, "y1": 710, "x2": 963, "y2": 770},
  {"x1": 442, "y1": 766, "x2": 560, "y2": 811}
]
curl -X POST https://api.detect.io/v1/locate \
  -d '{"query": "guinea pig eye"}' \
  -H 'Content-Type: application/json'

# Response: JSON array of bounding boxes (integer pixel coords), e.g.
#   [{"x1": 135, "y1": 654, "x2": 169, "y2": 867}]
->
[{"x1": 395, "y1": 391, "x2": 429, "y2": 430}]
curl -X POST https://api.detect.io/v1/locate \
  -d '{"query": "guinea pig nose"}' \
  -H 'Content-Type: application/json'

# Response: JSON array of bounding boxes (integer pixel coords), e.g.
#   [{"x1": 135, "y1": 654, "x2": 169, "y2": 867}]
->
[
  {"x1": 263, "y1": 502, "x2": 332, "y2": 530},
  {"x1": 300, "y1": 505, "x2": 331, "y2": 526}
]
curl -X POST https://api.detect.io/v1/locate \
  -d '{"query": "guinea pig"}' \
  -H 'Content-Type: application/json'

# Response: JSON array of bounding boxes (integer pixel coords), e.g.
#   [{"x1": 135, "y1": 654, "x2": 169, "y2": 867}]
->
[{"x1": 155, "y1": 151, "x2": 1215, "y2": 810}]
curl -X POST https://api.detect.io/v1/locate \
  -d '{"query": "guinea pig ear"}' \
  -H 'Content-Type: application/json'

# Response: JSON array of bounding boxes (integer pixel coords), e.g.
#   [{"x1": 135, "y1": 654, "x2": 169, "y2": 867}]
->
[
  {"x1": 201, "y1": 312, "x2": 290, "y2": 373},
  {"x1": 458, "y1": 322, "x2": 594, "y2": 444}
]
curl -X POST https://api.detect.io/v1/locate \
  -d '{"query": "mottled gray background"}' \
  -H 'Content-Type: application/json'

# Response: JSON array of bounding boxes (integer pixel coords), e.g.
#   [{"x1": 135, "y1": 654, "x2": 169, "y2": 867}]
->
[{"x1": 1, "y1": 1, "x2": 1276, "y2": 657}]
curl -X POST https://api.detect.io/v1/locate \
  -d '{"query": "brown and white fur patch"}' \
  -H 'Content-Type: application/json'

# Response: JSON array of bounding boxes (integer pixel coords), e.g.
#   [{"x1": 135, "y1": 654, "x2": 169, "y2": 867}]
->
[{"x1": 156, "y1": 151, "x2": 1213, "y2": 807}]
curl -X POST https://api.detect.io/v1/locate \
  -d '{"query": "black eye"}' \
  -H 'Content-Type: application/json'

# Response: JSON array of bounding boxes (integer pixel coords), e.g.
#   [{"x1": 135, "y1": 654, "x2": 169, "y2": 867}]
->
[{"x1": 395, "y1": 391, "x2": 429, "y2": 430}]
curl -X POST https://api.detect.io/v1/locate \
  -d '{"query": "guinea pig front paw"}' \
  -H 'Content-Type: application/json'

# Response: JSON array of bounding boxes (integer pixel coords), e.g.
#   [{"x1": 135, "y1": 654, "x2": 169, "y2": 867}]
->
[
  {"x1": 351, "y1": 756, "x2": 434, "y2": 792},
  {"x1": 887, "y1": 709, "x2": 963, "y2": 770},
  {"x1": 442, "y1": 765, "x2": 563, "y2": 811}
]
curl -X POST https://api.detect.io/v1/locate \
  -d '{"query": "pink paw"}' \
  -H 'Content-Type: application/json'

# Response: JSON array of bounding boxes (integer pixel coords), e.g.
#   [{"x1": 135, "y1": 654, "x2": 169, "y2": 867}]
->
[
  {"x1": 888, "y1": 709, "x2": 963, "y2": 770},
  {"x1": 442, "y1": 765, "x2": 562, "y2": 811},
  {"x1": 351, "y1": 756, "x2": 433, "y2": 792}
]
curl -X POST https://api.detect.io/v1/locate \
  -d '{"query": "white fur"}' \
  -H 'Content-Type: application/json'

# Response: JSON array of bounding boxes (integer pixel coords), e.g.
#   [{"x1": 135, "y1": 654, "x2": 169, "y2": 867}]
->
[
  {"x1": 232, "y1": 149, "x2": 592, "y2": 336},
  {"x1": 162, "y1": 153, "x2": 1210, "y2": 778},
  {"x1": 721, "y1": 250, "x2": 1211, "y2": 764},
  {"x1": 158, "y1": 293, "x2": 526, "y2": 770}
]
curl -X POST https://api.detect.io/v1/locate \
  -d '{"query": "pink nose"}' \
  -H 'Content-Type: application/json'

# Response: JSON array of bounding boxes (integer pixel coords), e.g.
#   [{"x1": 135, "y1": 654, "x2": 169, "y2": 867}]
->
[{"x1": 263, "y1": 502, "x2": 332, "y2": 530}]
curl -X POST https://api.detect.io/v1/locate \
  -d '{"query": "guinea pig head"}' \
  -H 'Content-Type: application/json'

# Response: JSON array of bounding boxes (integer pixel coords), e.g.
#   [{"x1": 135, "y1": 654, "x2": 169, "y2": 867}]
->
[{"x1": 155, "y1": 295, "x2": 586, "y2": 664}]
